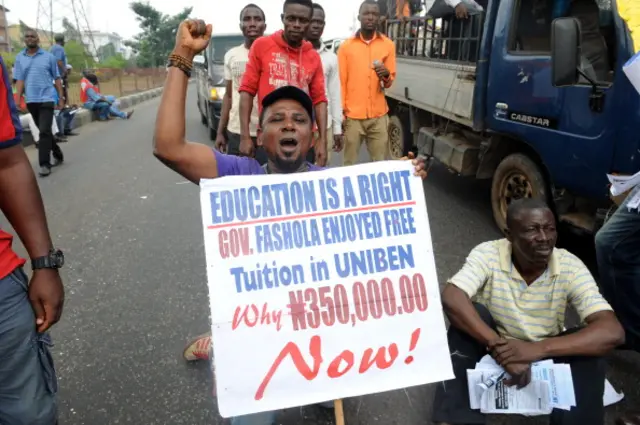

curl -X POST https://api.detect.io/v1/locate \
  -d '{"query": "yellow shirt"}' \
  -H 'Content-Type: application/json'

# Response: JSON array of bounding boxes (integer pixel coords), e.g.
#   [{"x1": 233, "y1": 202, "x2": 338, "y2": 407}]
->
[
  {"x1": 338, "y1": 32, "x2": 397, "y2": 120},
  {"x1": 449, "y1": 239, "x2": 612, "y2": 342},
  {"x1": 618, "y1": 0, "x2": 639, "y2": 52}
]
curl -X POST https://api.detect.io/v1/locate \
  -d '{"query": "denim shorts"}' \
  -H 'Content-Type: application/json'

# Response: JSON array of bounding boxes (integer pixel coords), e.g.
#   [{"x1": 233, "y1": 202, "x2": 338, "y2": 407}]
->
[{"x1": 0, "y1": 268, "x2": 58, "y2": 425}]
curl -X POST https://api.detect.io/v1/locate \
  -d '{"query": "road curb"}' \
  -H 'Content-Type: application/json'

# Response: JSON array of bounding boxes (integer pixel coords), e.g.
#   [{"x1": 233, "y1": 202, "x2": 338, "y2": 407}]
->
[{"x1": 20, "y1": 85, "x2": 167, "y2": 148}]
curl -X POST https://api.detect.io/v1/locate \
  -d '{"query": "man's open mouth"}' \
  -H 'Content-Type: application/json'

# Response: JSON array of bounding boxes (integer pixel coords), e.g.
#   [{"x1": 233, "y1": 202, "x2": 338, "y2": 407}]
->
[{"x1": 279, "y1": 138, "x2": 299, "y2": 149}]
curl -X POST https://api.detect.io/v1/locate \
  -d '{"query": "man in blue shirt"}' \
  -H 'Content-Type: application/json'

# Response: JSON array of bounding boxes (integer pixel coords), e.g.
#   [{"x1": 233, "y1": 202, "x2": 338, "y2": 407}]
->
[
  {"x1": 14, "y1": 29, "x2": 65, "y2": 177},
  {"x1": 50, "y1": 34, "x2": 68, "y2": 105}
]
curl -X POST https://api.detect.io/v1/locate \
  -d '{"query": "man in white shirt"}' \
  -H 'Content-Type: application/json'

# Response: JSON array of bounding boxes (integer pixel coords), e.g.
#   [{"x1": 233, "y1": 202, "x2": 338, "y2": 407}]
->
[
  {"x1": 305, "y1": 2, "x2": 343, "y2": 165},
  {"x1": 215, "y1": 3, "x2": 267, "y2": 165}
]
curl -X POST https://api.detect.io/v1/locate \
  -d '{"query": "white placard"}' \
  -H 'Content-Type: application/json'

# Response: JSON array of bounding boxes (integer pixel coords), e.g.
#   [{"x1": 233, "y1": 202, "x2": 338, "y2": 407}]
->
[{"x1": 200, "y1": 161, "x2": 454, "y2": 418}]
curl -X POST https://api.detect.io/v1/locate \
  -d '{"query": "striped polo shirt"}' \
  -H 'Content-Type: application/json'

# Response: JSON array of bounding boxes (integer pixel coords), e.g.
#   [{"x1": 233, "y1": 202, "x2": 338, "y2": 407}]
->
[
  {"x1": 450, "y1": 238, "x2": 612, "y2": 342},
  {"x1": 14, "y1": 48, "x2": 60, "y2": 103}
]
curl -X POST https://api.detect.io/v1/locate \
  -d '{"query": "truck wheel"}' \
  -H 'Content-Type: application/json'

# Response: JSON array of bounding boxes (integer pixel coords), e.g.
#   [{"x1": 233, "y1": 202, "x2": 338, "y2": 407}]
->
[
  {"x1": 491, "y1": 153, "x2": 548, "y2": 233},
  {"x1": 205, "y1": 103, "x2": 216, "y2": 141},
  {"x1": 388, "y1": 114, "x2": 411, "y2": 159},
  {"x1": 197, "y1": 95, "x2": 207, "y2": 125}
]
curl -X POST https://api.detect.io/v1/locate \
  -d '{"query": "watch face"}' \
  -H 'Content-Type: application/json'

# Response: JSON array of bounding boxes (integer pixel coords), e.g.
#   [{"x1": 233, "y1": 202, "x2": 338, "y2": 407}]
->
[{"x1": 53, "y1": 249, "x2": 65, "y2": 268}]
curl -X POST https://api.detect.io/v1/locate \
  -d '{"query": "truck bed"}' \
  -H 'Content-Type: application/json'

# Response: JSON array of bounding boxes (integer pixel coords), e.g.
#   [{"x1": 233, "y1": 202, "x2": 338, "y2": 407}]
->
[{"x1": 386, "y1": 57, "x2": 477, "y2": 127}]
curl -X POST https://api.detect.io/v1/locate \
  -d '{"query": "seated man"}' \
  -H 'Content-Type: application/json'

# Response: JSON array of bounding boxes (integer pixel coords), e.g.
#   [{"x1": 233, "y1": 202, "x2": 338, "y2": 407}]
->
[
  {"x1": 80, "y1": 73, "x2": 133, "y2": 121},
  {"x1": 432, "y1": 198, "x2": 624, "y2": 425}
]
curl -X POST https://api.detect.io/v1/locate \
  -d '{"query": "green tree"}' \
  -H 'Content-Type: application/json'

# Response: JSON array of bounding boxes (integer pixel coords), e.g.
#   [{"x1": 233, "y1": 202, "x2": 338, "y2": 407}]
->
[
  {"x1": 101, "y1": 53, "x2": 127, "y2": 69},
  {"x1": 65, "y1": 40, "x2": 95, "y2": 70},
  {"x1": 125, "y1": 2, "x2": 192, "y2": 68},
  {"x1": 97, "y1": 42, "x2": 117, "y2": 62},
  {"x1": 62, "y1": 17, "x2": 83, "y2": 43}
]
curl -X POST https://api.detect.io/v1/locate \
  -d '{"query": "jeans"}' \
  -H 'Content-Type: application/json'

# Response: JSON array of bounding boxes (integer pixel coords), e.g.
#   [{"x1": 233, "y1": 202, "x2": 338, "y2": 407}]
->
[
  {"x1": 0, "y1": 268, "x2": 58, "y2": 424},
  {"x1": 595, "y1": 185, "x2": 640, "y2": 351},
  {"x1": 432, "y1": 303, "x2": 605, "y2": 425},
  {"x1": 84, "y1": 95, "x2": 126, "y2": 120},
  {"x1": 55, "y1": 108, "x2": 75, "y2": 134},
  {"x1": 27, "y1": 102, "x2": 63, "y2": 167}
]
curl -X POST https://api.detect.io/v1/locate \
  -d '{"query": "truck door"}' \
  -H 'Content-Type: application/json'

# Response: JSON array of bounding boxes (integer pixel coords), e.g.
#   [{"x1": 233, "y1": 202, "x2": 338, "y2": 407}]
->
[{"x1": 485, "y1": 0, "x2": 616, "y2": 198}]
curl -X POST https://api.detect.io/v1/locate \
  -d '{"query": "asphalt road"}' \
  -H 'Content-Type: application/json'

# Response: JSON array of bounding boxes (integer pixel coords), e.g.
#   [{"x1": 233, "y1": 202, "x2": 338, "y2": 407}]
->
[{"x1": 2, "y1": 86, "x2": 640, "y2": 425}]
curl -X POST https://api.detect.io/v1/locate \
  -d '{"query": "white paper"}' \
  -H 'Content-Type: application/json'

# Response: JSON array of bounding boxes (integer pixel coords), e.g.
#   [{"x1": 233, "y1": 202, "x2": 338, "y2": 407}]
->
[
  {"x1": 481, "y1": 380, "x2": 553, "y2": 415},
  {"x1": 607, "y1": 171, "x2": 640, "y2": 196},
  {"x1": 200, "y1": 161, "x2": 454, "y2": 417},
  {"x1": 623, "y1": 51, "x2": 640, "y2": 95},
  {"x1": 604, "y1": 379, "x2": 624, "y2": 407},
  {"x1": 468, "y1": 356, "x2": 576, "y2": 415}
]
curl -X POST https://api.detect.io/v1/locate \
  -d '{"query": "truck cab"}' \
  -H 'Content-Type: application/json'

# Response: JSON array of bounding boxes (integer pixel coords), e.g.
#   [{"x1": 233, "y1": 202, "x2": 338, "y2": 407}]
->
[
  {"x1": 195, "y1": 33, "x2": 244, "y2": 140},
  {"x1": 385, "y1": 0, "x2": 638, "y2": 234}
]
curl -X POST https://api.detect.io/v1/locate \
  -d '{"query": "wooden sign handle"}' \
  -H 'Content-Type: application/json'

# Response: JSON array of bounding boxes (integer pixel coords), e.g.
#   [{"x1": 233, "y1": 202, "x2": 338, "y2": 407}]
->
[{"x1": 334, "y1": 399, "x2": 345, "y2": 425}]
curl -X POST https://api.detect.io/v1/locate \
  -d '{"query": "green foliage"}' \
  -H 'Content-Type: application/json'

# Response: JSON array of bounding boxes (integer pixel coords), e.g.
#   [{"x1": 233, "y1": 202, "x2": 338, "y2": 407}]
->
[
  {"x1": 1, "y1": 51, "x2": 18, "y2": 70},
  {"x1": 65, "y1": 40, "x2": 96, "y2": 70},
  {"x1": 101, "y1": 53, "x2": 127, "y2": 69},
  {"x1": 125, "y1": 1, "x2": 192, "y2": 68}
]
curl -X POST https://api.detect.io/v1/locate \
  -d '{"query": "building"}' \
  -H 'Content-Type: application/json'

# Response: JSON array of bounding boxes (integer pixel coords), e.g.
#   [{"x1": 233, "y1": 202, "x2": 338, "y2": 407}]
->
[{"x1": 81, "y1": 30, "x2": 130, "y2": 59}]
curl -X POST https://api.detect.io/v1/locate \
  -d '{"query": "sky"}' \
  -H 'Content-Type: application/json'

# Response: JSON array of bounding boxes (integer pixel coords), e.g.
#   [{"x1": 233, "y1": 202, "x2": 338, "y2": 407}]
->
[{"x1": 4, "y1": 0, "x2": 364, "y2": 42}]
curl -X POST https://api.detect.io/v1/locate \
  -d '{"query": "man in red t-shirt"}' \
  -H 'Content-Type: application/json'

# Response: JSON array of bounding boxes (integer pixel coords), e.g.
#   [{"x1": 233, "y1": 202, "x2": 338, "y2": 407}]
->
[
  {"x1": 0, "y1": 54, "x2": 65, "y2": 424},
  {"x1": 238, "y1": 0, "x2": 329, "y2": 166}
]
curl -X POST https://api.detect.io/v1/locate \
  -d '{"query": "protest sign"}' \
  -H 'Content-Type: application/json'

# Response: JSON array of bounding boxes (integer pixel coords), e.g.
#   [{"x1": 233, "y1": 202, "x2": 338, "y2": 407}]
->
[{"x1": 199, "y1": 161, "x2": 454, "y2": 418}]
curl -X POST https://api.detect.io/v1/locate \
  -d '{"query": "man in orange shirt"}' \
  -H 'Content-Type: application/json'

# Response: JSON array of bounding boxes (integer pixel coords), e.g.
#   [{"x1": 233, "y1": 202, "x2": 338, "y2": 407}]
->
[{"x1": 338, "y1": 0, "x2": 396, "y2": 165}]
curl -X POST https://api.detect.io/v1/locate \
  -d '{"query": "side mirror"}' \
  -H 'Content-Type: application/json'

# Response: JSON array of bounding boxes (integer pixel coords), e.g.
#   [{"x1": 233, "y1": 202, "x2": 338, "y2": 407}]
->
[
  {"x1": 551, "y1": 17, "x2": 581, "y2": 87},
  {"x1": 193, "y1": 55, "x2": 205, "y2": 66}
]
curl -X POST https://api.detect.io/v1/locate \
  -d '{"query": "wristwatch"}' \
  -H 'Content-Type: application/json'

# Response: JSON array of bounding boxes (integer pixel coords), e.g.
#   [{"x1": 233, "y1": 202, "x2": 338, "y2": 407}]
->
[{"x1": 31, "y1": 249, "x2": 65, "y2": 270}]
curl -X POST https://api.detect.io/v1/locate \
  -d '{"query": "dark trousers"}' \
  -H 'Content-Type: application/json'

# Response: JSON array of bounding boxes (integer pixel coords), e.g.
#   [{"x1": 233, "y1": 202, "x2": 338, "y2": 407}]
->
[
  {"x1": 595, "y1": 187, "x2": 640, "y2": 352},
  {"x1": 226, "y1": 131, "x2": 267, "y2": 166},
  {"x1": 432, "y1": 303, "x2": 605, "y2": 425},
  {"x1": 27, "y1": 102, "x2": 63, "y2": 167}
]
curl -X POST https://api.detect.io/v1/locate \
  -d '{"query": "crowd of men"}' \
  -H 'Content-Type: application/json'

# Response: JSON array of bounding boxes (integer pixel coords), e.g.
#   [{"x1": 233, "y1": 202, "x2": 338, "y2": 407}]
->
[{"x1": 1, "y1": 0, "x2": 640, "y2": 425}]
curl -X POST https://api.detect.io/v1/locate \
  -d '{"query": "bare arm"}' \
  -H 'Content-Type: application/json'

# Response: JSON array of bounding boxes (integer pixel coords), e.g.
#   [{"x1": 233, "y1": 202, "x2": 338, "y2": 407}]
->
[
  {"x1": 54, "y1": 79, "x2": 64, "y2": 103},
  {"x1": 314, "y1": 102, "x2": 328, "y2": 144},
  {"x1": 0, "y1": 145, "x2": 53, "y2": 258},
  {"x1": 153, "y1": 66, "x2": 219, "y2": 184},
  {"x1": 239, "y1": 92, "x2": 255, "y2": 140},
  {"x1": 442, "y1": 283, "x2": 501, "y2": 346},
  {"x1": 538, "y1": 311, "x2": 624, "y2": 358},
  {"x1": 216, "y1": 80, "x2": 233, "y2": 138},
  {"x1": 15, "y1": 80, "x2": 24, "y2": 101}
]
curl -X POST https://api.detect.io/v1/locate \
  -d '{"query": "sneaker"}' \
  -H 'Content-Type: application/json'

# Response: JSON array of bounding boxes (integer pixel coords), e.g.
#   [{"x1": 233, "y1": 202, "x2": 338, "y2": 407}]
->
[
  {"x1": 39, "y1": 166, "x2": 51, "y2": 177},
  {"x1": 64, "y1": 131, "x2": 78, "y2": 136},
  {"x1": 52, "y1": 157, "x2": 64, "y2": 167},
  {"x1": 126, "y1": 110, "x2": 134, "y2": 119},
  {"x1": 183, "y1": 333, "x2": 212, "y2": 362}
]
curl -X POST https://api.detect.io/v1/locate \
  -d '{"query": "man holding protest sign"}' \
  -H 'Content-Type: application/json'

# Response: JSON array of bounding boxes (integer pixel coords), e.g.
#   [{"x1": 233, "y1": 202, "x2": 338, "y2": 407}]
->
[
  {"x1": 238, "y1": 0, "x2": 329, "y2": 166},
  {"x1": 433, "y1": 198, "x2": 624, "y2": 425},
  {"x1": 154, "y1": 17, "x2": 435, "y2": 425}
]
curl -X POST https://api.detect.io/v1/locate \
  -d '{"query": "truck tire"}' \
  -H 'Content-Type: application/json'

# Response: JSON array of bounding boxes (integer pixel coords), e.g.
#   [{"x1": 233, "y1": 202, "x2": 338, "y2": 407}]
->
[
  {"x1": 491, "y1": 153, "x2": 548, "y2": 233},
  {"x1": 205, "y1": 103, "x2": 216, "y2": 141},
  {"x1": 388, "y1": 114, "x2": 411, "y2": 159}
]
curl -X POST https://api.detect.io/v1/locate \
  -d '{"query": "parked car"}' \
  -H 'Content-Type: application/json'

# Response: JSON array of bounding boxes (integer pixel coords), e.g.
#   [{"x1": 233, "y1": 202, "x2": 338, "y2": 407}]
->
[{"x1": 195, "y1": 33, "x2": 244, "y2": 140}]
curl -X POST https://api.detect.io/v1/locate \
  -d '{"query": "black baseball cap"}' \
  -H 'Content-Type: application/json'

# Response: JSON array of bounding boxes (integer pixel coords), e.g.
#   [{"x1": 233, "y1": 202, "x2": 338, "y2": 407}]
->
[{"x1": 261, "y1": 86, "x2": 314, "y2": 123}]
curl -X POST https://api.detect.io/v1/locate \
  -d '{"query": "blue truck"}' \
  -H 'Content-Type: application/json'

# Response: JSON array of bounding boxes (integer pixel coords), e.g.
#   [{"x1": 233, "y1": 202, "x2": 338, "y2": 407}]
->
[{"x1": 385, "y1": 0, "x2": 637, "y2": 234}]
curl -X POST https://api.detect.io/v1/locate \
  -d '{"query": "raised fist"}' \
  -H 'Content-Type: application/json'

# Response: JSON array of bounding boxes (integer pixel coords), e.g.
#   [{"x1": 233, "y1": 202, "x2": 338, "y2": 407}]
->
[{"x1": 173, "y1": 19, "x2": 212, "y2": 59}]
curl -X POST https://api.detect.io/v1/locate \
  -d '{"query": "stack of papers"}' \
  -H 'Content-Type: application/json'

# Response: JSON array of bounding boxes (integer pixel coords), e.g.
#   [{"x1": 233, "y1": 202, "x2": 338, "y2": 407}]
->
[
  {"x1": 467, "y1": 355, "x2": 624, "y2": 416},
  {"x1": 467, "y1": 355, "x2": 575, "y2": 415}
]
